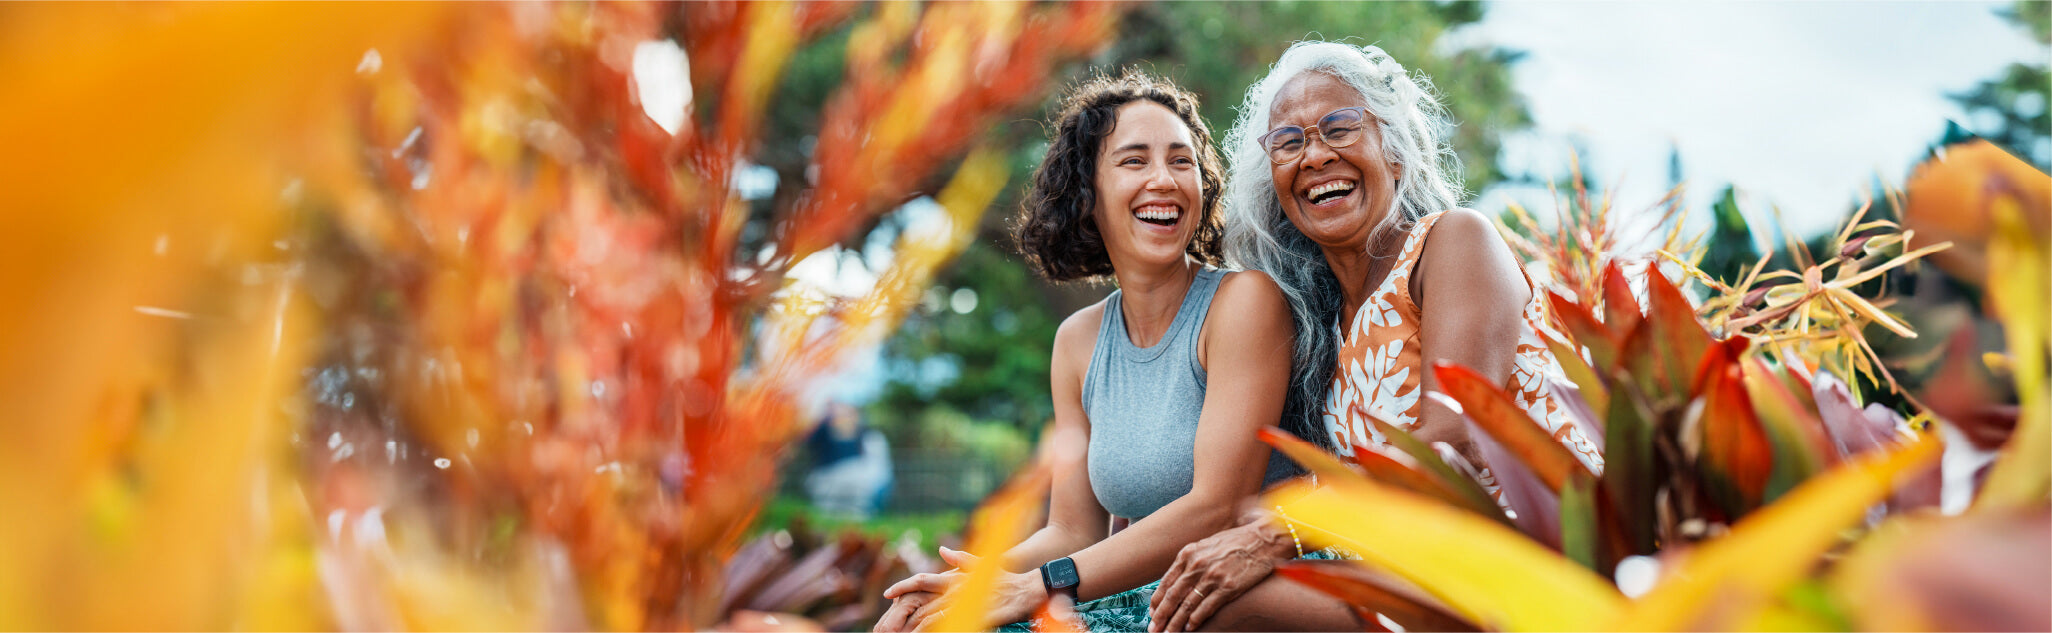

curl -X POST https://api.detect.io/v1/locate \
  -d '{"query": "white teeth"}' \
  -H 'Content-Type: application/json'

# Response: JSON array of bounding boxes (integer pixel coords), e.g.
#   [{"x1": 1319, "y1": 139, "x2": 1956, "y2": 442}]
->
[
  {"x1": 1307, "y1": 180, "x2": 1356, "y2": 200},
  {"x1": 1135, "y1": 206, "x2": 1180, "y2": 221}
]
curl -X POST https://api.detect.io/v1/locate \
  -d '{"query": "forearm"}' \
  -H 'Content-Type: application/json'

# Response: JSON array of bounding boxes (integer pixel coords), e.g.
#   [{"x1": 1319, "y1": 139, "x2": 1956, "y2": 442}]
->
[
  {"x1": 1066, "y1": 494, "x2": 1241, "y2": 601},
  {"x1": 1002, "y1": 521, "x2": 1103, "y2": 573}
]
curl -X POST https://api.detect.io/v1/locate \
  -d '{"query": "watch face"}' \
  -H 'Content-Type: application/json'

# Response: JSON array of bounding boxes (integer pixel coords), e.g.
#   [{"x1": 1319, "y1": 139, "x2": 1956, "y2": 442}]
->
[{"x1": 1046, "y1": 558, "x2": 1079, "y2": 587}]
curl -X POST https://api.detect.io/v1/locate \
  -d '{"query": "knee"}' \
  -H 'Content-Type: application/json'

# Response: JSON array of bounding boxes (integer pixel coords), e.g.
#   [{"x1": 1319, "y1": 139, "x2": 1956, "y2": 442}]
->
[{"x1": 1190, "y1": 577, "x2": 1359, "y2": 632}]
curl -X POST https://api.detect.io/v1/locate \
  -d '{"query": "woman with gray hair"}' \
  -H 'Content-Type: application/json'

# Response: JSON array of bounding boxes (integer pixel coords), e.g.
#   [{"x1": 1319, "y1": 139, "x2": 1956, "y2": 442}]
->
[{"x1": 1146, "y1": 41, "x2": 1601, "y2": 632}]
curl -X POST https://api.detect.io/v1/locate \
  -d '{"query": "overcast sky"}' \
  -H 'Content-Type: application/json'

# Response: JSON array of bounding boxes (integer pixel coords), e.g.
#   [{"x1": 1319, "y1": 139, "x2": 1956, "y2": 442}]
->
[{"x1": 1450, "y1": 1, "x2": 2045, "y2": 245}]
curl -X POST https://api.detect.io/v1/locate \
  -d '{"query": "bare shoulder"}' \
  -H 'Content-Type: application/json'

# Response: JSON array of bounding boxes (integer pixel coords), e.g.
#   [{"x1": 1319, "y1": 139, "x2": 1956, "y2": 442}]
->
[
  {"x1": 1207, "y1": 269, "x2": 1291, "y2": 339},
  {"x1": 1416, "y1": 208, "x2": 1526, "y2": 305},
  {"x1": 1422, "y1": 208, "x2": 1502, "y2": 253},
  {"x1": 1053, "y1": 298, "x2": 1108, "y2": 370},
  {"x1": 1216, "y1": 268, "x2": 1284, "y2": 305}
]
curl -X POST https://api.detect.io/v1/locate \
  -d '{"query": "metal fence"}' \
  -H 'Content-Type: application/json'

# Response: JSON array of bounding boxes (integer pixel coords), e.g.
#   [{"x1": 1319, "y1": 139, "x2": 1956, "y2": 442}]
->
[{"x1": 779, "y1": 448, "x2": 1019, "y2": 513}]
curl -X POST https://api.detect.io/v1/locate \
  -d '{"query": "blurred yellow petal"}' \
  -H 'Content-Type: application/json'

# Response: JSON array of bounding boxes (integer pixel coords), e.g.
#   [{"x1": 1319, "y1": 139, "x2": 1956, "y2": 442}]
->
[
  {"x1": 1977, "y1": 181, "x2": 2051, "y2": 510},
  {"x1": 933, "y1": 463, "x2": 1052, "y2": 633},
  {"x1": 1267, "y1": 479, "x2": 1622, "y2": 632}
]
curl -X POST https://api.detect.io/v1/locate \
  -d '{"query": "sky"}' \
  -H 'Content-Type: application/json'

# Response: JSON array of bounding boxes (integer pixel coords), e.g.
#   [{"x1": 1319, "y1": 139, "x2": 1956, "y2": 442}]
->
[{"x1": 1449, "y1": 1, "x2": 2046, "y2": 245}]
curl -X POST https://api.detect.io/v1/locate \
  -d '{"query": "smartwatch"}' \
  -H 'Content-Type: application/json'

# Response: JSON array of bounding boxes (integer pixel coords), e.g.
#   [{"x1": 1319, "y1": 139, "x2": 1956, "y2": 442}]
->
[{"x1": 1039, "y1": 556, "x2": 1080, "y2": 600}]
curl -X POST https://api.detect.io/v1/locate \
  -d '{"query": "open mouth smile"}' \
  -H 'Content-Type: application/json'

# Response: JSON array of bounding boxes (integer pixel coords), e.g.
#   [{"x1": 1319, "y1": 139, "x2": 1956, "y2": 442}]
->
[
  {"x1": 1303, "y1": 179, "x2": 1357, "y2": 206},
  {"x1": 1134, "y1": 202, "x2": 1181, "y2": 228}
]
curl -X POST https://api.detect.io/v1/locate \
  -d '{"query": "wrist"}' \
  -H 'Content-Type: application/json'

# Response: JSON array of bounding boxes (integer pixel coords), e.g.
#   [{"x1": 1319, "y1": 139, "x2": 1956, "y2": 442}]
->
[
  {"x1": 1038, "y1": 556, "x2": 1080, "y2": 601},
  {"x1": 1254, "y1": 520, "x2": 1295, "y2": 559}
]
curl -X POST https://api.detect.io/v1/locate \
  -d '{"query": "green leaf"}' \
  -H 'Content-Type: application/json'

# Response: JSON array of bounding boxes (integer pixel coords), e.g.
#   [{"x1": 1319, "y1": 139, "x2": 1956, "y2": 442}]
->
[
  {"x1": 1598, "y1": 377, "x2": 1659, "y2": 559},
  {"x1": 1559, "y1": 471, "x2": 1599, "y2": 573}
]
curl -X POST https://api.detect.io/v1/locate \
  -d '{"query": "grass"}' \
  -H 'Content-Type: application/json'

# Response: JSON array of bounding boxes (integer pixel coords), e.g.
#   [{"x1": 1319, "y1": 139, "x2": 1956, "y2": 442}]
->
[{"x1": 752, "y1": 495, "x2": 968, "y2": 554}]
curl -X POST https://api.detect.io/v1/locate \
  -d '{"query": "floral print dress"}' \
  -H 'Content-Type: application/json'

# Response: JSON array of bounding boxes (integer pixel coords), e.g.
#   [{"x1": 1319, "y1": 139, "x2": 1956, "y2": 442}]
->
[{"x1": 1322, "y1": 211, "x2": 1604, "y2": 501}]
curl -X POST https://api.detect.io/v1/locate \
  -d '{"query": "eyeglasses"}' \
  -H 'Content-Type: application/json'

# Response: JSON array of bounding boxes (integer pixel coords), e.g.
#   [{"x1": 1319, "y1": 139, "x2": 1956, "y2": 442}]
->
[{"x1": 1259, "y1": 107, "x2": 1368, "y2": 165}]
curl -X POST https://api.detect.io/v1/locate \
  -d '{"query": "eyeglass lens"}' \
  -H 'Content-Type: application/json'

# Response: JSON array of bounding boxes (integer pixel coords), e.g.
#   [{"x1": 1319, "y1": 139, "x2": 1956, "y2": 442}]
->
[{"x1": 1266, "y1": 108, "x2": 1365, "y2": 163}]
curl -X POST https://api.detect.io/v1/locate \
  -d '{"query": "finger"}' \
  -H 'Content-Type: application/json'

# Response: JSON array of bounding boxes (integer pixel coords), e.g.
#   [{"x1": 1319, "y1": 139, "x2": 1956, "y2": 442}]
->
[
  {"x1": 935, "y1": 545, "x2": 979, "y2": 568},
  {"x1": 1153, "y1": 583, "x2": 1191, "y2": 633},
  {"x1": 1151, "y1": 555, "x2": 1186, "y2": 613},
  {"x1": 883, "y1": 574, "x2": 926, "y2": 599},
  {"x1": 1184, "y1": 584, "x2": 1227, "y2": 632},
  {"x1": 874, "y1": 600, "x2": 913, "y2": 633},
  {"x1": 885, "y1": 573, "x2": 949, "y2": 599},
  {"x1": 909, "y1": 607, "x2": 945, "y2": 633},
  {"x1": 1152, "y1": 549, "x2": 1196, "y2": 617},
  {"x1": 1163, "y1": 593, "x2": 1192, "y2": 633}
]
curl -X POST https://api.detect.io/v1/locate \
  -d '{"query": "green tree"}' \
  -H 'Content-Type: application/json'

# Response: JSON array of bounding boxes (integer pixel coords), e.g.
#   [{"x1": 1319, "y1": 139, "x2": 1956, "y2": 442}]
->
[
  {"x1": 1108, "y1": 1, "x2": 1529, "y2": 189},
  {"x1": 1951, "y1": 1, "x2": 2051, "y2": 171}
]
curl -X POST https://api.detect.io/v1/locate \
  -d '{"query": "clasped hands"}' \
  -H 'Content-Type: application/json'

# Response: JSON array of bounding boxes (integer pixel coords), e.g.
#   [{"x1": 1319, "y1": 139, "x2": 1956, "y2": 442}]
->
[
  {"x1": 874, "y1": 547, "x2": 1046, "y2": 632},
  {"x1": 873, "y1": 506, "x2": 1294, "y2": 633}
]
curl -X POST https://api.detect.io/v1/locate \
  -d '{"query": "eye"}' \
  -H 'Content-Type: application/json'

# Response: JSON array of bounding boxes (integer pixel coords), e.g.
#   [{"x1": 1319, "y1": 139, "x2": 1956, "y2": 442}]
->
[
  {"x1": 1324, "y1": 126, "x2": 1357, "y2": 142},
  {"x1": 1172, "y1": 155, "x2": 1195, "y2": 165},
  {"x1": 1120, "y1": 156, "x2": 1145, "y2": 166}
]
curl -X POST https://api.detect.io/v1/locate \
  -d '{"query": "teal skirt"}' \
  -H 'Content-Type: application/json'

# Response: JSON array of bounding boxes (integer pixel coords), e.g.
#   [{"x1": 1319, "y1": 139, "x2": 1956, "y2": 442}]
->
[
  {"x1": 994, "y1": 581, "x2": 1158, "y2": 633},
  {"x1": 994, "y1": 550, "x2": 1347, "y2": 633}
]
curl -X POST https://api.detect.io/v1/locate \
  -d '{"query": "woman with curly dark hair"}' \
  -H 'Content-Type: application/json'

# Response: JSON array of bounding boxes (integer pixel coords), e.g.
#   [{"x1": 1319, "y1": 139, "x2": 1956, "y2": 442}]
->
[{"x1": 874, "y1": 69, "x2": 1304, "y2": 633}]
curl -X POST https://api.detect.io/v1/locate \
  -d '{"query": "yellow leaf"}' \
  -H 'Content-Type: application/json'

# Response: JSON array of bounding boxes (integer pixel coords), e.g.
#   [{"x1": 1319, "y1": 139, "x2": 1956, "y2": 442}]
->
[
  {"x1": 1977, "y1": 186, "x2": 2051, "y2": 509},
  {"x1": 933, "y1": 463, "x2": 1052, "y2": 633},
  {"x1": 1266, "y1": 478, "x2": 1622, "y2": 632},
  {"x1": 1606, "y1": 438, "x2": 1941, "y2": 630}
]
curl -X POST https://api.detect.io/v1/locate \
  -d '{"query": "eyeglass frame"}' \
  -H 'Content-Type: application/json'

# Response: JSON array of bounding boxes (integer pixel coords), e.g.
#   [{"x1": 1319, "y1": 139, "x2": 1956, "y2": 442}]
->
[{"x1": 1258, "y1": 106, "x2": 1371, "y2": 165}]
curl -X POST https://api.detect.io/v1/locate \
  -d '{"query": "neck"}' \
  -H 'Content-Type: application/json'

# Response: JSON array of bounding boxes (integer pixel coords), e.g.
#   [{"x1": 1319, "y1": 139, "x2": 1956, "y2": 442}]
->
[
  {"x1": 1113, "y1": 257, "x2": 1199, "y2": 347},
  {"x1": 1322, "y1": 229, "x2": 1404, "y2": 326}
]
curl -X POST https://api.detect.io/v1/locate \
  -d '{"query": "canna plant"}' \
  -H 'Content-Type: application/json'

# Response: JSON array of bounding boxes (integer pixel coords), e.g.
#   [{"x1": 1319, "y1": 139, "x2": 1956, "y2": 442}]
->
[{"x1": 1253, "y1": 141, "x2": 2049, "y2": 631}]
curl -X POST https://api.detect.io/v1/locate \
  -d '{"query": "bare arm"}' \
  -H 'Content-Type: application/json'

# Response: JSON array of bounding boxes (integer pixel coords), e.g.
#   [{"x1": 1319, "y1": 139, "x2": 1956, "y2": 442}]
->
[
  {"x1": 1412, "y1": 208, "x2": 1533, "y2": 467},
  {"x1": 1000, "y1": 303, "x2": 1112, "y2": 570}
]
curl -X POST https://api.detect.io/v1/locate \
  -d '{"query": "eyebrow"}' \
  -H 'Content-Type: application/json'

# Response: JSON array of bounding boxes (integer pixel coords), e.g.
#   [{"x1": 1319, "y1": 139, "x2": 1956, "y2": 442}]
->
[{"x1": 1112, "y1": 141, "x2": 1193, "y2": 153}]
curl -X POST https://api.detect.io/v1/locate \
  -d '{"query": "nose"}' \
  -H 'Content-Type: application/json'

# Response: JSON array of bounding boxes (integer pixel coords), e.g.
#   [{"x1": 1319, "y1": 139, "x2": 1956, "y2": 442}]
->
[
  {"x1": 1299, "y1": 131, "x2": 1340, "y2": 169},
  {"x1": 1144, "y1": 160, "x2": 1178, "y2": 192}
]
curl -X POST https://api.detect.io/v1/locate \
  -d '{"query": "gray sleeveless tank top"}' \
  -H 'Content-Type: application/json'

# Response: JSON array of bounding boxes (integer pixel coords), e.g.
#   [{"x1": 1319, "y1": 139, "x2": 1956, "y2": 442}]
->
[{"x1": 1084, "y1": 267, "x2": 1302, "y2": 520}]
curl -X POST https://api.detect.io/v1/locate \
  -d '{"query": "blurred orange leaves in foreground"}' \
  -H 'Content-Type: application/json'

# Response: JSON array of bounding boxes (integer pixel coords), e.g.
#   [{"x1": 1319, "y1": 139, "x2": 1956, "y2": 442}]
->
[{"x1": 0, "y1": 2, "x2": 1118, "y2": 630}]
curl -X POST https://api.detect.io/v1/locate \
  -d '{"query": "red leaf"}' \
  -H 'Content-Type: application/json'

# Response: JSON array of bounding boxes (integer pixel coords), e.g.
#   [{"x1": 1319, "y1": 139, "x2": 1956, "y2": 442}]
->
[
  {"x1": 1352, "y1": 444, "x2": 1503, "y2": 520},
  {"x1": 1644, "y1": 266, "x2": 1714, "y2": 392},
  {"x1": 1274, "y1": 561, "x2": 1481, "y2": 632},
  {"x1": 1695, "y1": 338, "x2": 1771, "y2": 514},
  {"x1": 1431, "y1": 362, "x2": 1593, "y2": 492},
  {"x1": 1547, "y1": 289, "x2": 1620, "y2": 370},
  {"x1": 1600, "y1": 260, "x2": 1642, "y2": 334}
]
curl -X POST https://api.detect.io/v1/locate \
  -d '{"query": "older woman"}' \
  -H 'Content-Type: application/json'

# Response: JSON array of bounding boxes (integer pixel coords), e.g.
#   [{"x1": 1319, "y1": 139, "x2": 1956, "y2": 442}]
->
[
  {"x1": 1147, "y1": 42, "x2": 1603, "y2": 632},
  {"x1": 875, "y1": 69, "x2": 1318, "y2": 633}
]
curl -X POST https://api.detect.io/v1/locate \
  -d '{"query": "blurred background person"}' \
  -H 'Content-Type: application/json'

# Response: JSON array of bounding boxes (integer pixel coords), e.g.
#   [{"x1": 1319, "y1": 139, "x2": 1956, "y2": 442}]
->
[{"x1": 806, "y1": 402, "x2": 895, "y2": 521}]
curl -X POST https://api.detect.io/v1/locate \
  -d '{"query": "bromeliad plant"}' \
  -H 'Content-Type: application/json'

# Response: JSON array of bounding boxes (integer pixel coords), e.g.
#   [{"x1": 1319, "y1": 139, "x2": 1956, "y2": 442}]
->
[{"x1": 1255, "y1": 142, "x2": 2050, "y2": 631}]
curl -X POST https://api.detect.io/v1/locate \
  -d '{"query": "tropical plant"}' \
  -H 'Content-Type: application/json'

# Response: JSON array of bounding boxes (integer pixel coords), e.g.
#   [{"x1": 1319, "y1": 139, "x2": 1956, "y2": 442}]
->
[{"x1": 1245, "y1": 140, "x2": 2048, "y2": 631}]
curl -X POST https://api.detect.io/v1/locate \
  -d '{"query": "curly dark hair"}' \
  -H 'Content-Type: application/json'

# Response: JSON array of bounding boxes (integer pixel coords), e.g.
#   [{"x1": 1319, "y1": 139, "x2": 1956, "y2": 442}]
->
[{"x1": 1014, "y1": 68, "x2": 1226, "y2": 282}]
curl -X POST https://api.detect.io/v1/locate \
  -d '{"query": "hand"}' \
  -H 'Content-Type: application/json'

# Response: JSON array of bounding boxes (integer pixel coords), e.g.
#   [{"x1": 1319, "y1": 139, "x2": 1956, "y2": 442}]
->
[
  {"x1": 886, "y1": 547, "x2": 1049, "y2": 631},
  {"x1": 874, "y1": 591, "x2": 937, "y2": 633},
  {"x1": 1148, "y1": 513, "x2": 1296, "y2": 632}
]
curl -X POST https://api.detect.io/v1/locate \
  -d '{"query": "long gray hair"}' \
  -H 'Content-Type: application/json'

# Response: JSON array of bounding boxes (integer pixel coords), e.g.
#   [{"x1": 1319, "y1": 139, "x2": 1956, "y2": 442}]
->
[{"x1": 1222, "y1": 42, "x2": 1465, "y2": 451}]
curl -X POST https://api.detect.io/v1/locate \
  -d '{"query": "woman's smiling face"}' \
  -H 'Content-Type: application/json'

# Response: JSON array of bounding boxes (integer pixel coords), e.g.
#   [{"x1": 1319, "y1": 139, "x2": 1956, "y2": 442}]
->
[
  {"x1": 1093, "y1": 101, "x2": 1204, "y2": 270},
  {"x1": 1267, "y1": 71, "x2": 1403, "y2": 252}
]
